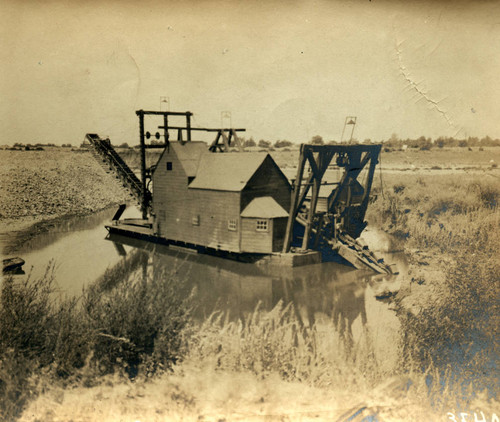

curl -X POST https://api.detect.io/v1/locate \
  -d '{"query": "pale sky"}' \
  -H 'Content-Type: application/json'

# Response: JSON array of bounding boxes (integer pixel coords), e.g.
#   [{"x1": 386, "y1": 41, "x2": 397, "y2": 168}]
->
[{"x1": 1, "y1": 0, "x2": 499, "y2": 145}]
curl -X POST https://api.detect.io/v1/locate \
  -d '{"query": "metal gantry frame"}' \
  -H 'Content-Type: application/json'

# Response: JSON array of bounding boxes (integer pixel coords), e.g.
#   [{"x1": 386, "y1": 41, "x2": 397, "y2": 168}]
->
[
  {"x1": 135, "y1": 109, "x2": 246, "y2": 218},
  {"x1": 282, "y1": 143, "x2": 381, "y2": 253}
]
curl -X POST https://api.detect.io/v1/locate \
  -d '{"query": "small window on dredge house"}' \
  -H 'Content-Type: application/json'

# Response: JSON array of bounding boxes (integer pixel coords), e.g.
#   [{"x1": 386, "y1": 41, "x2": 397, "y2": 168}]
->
[
  {"x1": 256, "y1": 219, "x2": 268, "y2": 232},
  {"x1": 192, "y1": 215, "x2": 200, "y2": 226},
  {"x1": 166, "y1": 161, "x2": 173, "y2": 171},
  {"x1": 228, "y1": 219, "x2": 237, "y2": 231}
]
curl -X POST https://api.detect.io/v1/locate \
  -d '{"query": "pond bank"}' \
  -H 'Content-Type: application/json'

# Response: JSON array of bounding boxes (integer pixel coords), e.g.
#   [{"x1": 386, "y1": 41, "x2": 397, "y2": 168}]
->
[{"x1": 0, "y1": 149, "x2": 132, "y2": 255}]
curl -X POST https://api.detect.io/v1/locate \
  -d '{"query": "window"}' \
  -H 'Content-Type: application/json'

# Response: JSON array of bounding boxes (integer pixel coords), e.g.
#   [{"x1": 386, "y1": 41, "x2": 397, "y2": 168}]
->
[
  {"x1": 192, "y1": 215, "x2": 200, "y2": 226},
  {"x1": 228, "y1": 219, "x2": 237, "y2": 231},
  {"x1": 166, "y1": 161, "x2": 173, "y2": 171},
  {"x1": 256, "y1": 219, "x2": 268, "y2": 232}
]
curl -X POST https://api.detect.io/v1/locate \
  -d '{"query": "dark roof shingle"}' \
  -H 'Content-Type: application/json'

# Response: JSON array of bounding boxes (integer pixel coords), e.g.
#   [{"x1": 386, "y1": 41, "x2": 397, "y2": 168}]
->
[{"x1": 188, "y1": 153, "x2": 269, "y2": 191}]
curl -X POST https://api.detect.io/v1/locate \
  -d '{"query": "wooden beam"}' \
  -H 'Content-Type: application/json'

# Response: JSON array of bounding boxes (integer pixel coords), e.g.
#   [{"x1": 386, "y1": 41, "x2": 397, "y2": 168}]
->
[
  {"x1": 137, "y1": 111, "x2": 147, "y2": 220},
  {"x1": 301, "y1": 171, "x2": 320, "y2": 250},
  {"x1": 231, "y1": 129, "x2": 244, "y2": 152},
  {"x1": 144, "y1": 144, "x2": 169, "y2": 149},
  {"x1": 283, "y1": 144, "x2": 307, "y2": 252},
  {"x1": 186, "y1": 113, "x2": 192, "y2": 141},
  {"x1": 209, "y1": 131, "x2": 222, "y2": 151},
  {"x1": 220, "y1": 130, "x2": 230, "y2": 151},
  {"x1": 358, "y1": 152, "x2": 378, "y2": 221},
  {"x1": 158, "y1": 126, "x2": 246, "y2": 132},
  {"x1": 136, "y1": 110, "x2": 193, "y2": 117},
  {"x1": 306, "y1": 149, "x2": 320, "y2": 177}
]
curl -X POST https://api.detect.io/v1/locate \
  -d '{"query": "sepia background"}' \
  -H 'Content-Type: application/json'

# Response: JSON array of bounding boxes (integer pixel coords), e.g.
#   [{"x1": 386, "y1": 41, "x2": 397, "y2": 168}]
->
[
  {"x1": 1, "y1": 0, "x2": 499, "y2": 145},
  {"x1": 1, "y1": 1, "x2": 499, "y2": 421}
]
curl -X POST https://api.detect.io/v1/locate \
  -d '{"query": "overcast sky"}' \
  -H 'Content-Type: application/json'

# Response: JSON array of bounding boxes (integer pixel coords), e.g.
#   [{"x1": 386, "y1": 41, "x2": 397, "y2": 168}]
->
[{"x1": 1, "y1": 0, "x2": 499, "y2": 145}]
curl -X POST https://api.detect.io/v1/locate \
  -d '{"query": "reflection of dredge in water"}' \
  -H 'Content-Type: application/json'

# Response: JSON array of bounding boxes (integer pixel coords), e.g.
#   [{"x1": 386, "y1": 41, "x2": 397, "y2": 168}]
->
[
  {"x1": 108, "y1": 233, "x2": 376, "y2": 344},
  {"x1": 86, "y1": 110, "x2": 393, "y2": 274}
]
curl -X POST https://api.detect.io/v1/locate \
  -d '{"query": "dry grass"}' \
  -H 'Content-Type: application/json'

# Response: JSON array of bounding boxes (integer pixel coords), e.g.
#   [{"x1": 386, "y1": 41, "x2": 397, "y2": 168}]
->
[
  {"x1": 187, "y1": 301, "x2": 380, "y2": 389},
  {"x1": 367, "y1": 172, "x2": 499, "y2": 410},
  {"x1": 0, "y1": 258, "x2": 190, "y2": 421}
]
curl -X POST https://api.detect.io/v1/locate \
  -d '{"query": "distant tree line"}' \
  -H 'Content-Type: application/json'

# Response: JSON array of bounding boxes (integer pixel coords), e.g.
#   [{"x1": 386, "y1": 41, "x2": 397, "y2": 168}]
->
[
  {"x1": 238, "y1": 134, "x2": 500, "y2": 150},
  {"x1": 382, "y1": 134, "x2": 500, "y2": 150},
  {"x1": 8, "y1": 134, "x2": 499, "y2": 151}
]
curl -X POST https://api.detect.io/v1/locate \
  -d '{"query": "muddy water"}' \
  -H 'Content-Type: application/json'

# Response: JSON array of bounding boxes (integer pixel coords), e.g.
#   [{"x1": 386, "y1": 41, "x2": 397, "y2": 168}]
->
[
  {"x1": 2, "y1": 208, "x2": 408, "y2": 371},
  {"x1": 1, "y1": 207, "x2": 142, "y2": 296}
]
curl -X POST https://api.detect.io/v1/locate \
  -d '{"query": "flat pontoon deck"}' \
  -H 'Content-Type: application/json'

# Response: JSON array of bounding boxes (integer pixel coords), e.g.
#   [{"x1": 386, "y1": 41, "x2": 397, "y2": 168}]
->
[{"x1": 106, "y1": 219, "x2": 321, "y2": 267}]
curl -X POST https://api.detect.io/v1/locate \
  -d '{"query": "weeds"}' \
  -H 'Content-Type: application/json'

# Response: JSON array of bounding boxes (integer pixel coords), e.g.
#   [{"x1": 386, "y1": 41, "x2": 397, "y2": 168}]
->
[
  {"x1": 0, "y1": 256, "x2": 190, "y2": 420},
  {"x1": 83, "y1": 263, "x2": 190, "y2": 377},
  {"x1": 369, "y1": 173, "x2": 499, "y2": 406},
  {"x1": 188, "y1": 301, "x2": 381, "y2": 390}
]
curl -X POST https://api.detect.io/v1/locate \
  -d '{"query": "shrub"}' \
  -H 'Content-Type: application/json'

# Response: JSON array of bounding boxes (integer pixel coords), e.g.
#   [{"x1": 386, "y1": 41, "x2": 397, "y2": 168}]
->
[
  {"x1": 399, "y1": 227, "x2": 499, "y2": 397},
  {"x1": 0, "y1": 266, "x2": 57, "y2": 364},
  {"x1": 0, "y1": 257, "x2": 191, "y2": 417},
  {"x1": 0, "y1": 350, "x2": 38, "y2": 421},
  {"x1": 82, "y1": 263, "x2": 191, "y2": 377}
]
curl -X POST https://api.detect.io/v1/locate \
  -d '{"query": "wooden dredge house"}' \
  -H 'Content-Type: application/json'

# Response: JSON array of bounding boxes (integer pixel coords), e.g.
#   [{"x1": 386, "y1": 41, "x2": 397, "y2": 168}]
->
[
  {"x1": 90, "y1": 109, "x2": 393, "y2": 273},
  {"x1": 152, "y1": 142, "x2": 291, "y2": 254}
]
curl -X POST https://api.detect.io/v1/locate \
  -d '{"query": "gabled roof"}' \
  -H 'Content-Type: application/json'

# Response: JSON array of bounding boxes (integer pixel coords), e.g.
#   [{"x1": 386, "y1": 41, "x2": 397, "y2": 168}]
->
[
  {"x1": 240, "y1": 196, "x2": 289, "y2": 218},
  {"x1": 240, "y1": 196, "x2": 288, "y2": 218},
  {"x1": 188, "y1": 153, "x2": 269, "y2": 191},
  {"x1": 169, "y1": 142, "x2": 207, "y2": 177}
]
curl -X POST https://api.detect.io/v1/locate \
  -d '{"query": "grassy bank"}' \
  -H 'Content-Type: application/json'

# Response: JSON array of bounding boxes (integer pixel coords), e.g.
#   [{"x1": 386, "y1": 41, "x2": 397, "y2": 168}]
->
[
  {"x1": 367, "y1": 173, "x2": 499, "y2": 402},
  {"x1": 0, "y1": 253, "x2": 191, "y2": 421}
]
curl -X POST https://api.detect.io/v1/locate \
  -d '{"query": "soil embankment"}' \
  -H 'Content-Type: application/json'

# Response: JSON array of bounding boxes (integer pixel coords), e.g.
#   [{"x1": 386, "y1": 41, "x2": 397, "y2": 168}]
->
[{"x1": 0, "y1": 149, "x2": 132, "y2": 254}]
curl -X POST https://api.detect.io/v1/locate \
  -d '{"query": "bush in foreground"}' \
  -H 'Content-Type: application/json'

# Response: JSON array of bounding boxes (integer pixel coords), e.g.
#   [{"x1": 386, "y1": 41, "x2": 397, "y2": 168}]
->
[{"x1": 0, "y1": 254, "x2": 190, "y2": 420}]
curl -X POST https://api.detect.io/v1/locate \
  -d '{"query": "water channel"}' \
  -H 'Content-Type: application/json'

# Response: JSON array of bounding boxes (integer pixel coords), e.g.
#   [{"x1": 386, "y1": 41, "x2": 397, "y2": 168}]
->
[{"x1": 1, "y1": 207, "x2": 409, "y2": 372}]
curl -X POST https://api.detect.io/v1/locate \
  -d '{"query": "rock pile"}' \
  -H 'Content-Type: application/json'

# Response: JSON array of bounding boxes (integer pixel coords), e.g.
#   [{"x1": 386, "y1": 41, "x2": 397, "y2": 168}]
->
[{"x1": 0, "y1": 149, "x2": 133, "y2": 220}]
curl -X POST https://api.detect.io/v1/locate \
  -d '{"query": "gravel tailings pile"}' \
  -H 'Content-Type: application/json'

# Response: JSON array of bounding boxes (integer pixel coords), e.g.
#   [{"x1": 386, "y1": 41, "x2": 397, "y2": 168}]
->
[{"x1": 0, "y1": 149, "x2": 133, "y2": 222}]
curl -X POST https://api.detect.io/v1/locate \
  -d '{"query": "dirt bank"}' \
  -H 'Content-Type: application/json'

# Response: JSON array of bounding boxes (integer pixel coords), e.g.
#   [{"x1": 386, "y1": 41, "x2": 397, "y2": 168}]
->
[{"x1": 0, "y1": 149, "x2": 132, "y2": 254}]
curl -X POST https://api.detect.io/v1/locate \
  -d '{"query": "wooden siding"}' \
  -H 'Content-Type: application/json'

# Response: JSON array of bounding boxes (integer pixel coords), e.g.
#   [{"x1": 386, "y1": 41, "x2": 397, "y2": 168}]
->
[
  {"x1": 184, "y1": 189, "x2": 241, "y2": 252},
  {"x1": 152, "y1": 147, "x2": 242, "y2": 252},
  {"x1": 241, "y1": 155, "x2": 291, "y2": 212},
  {"x1": 241, "y1": 217, "x2": 273, "y2": 253},
  {"x1": 152, "y1": 146, "x2": 189, "y2": 241},
  {"x1": 152, "y1": 147, "x2": 290, "y2": 254}
]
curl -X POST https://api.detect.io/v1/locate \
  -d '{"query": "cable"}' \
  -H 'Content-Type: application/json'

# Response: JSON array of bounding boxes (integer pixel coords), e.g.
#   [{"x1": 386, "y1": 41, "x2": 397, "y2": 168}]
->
[{"x1": 379, "y1": 150, "x2": 385, "y2": 199}]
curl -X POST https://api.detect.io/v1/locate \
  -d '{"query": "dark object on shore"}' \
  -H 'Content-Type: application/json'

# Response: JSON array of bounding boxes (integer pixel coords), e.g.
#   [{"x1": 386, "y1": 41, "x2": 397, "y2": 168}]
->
[{"x1": 3, "y1": 257, "x2": 25, "y2": 273}]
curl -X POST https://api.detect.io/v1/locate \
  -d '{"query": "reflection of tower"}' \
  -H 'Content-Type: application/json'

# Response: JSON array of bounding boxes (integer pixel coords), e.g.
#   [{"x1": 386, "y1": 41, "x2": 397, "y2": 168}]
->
[
  {"x1": 107, "y1": 234, "x2": 370, "y2": 337},
  {"x1": 331, "y1": 275, "x2": 367, "y2": 349}
]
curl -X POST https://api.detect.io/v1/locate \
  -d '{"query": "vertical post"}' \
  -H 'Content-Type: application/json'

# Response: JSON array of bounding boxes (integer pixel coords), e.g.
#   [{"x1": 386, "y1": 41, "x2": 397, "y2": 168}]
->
[
  {"x1": 283, "y1": 144, "x2": 306, "y2": 252},
  {"x1": 163, "y1": 113, "x2": 169, "y2": 144},
  {"x1": 358, "y1": 149, "x2": 379, "y2": 221},
  {"x1": 302, "y1": 155, "x2": 321, "y2": 250},
  {"x1": 137, "y1": 110, "x2": 147, "y2": 220},
  {"x1": 186, "y1": 112, "x2": 192, "y2": 141},
  {"x1": 220, "y1": 131, "x2": 230, "y2": 151},
  {"x1": 313, "y1": 216, "x2": 324, "y2": 249},
  {"x1": 232, "y1": 129, "x2": 244, "y2": 152}
]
